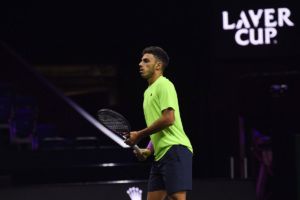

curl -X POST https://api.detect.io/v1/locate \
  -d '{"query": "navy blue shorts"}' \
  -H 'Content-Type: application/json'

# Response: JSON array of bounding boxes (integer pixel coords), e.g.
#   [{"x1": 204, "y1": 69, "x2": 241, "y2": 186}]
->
[{"x1": 148, "y1": 145, "x2": 193, "y2": 195}]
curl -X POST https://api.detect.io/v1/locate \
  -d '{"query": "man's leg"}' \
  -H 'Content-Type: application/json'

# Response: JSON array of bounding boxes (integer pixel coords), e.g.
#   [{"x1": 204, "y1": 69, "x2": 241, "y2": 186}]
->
[
  {"x1": 147, "y1": 190, "x2": 167, "y2": 200},
  {"x1": 163, "y1": 146, "x2": 192, "y2": 200},
  {"x1": 168, "y1": 191, "x2": 186, "y2": 200}
]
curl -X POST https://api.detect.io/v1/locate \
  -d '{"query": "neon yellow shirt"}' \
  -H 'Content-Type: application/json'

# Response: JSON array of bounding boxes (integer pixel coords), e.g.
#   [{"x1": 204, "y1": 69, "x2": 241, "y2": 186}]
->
[{"x1": 143, "y1": 76, "x2": 193, "y2": 161}]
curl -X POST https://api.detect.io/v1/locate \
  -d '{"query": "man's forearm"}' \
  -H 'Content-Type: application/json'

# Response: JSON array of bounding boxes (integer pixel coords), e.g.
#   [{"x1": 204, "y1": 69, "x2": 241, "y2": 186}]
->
[{"x1": 138, "y1": 116, "x2": 173, "y2": 138}]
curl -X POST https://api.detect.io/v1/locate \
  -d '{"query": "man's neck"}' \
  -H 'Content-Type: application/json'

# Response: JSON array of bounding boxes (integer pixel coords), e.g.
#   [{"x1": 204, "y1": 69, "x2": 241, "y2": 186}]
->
[{"x1": 148, "y1": 73, "x2": 162, "y2": 85}]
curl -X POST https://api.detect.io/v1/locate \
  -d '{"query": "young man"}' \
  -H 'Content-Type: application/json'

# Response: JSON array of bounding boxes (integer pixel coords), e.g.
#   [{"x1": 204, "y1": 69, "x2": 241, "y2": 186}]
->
[{"x1": 125, "y1": 46, "x2": 193, "y2": 200}]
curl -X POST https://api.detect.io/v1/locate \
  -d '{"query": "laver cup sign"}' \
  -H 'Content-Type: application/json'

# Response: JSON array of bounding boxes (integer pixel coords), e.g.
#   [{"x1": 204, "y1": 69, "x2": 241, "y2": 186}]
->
[{"x1": 222, "y1": 8, "x2": 294, "y2": 46}]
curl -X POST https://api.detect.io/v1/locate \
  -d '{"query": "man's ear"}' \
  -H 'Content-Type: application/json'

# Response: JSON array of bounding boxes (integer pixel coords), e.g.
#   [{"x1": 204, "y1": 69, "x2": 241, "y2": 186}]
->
[{"x1": 155, "y1": 62, "x2": 162, "y2": 70}]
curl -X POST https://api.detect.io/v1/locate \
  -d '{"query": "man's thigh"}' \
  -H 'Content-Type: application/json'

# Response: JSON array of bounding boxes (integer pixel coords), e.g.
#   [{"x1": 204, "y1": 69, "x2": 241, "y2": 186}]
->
[
  {"x1": 162, "y1": 145, "x2": 193, "y2": 194},
  {"x1": 147, "y1": 190, "x2": 167, "y2": 200},
  {"x1": 148, "y1": 145, "x2": 193, "y2": 195},
  {"x1": 147, "y1": 190, "x2": 186, "y2": 200},
  {"x1": 168, "y1": 191, "x2": 186, "y2": 200}
]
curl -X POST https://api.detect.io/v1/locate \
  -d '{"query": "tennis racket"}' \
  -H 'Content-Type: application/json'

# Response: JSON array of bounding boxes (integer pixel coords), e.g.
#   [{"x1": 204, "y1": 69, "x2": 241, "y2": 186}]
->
[{"x1": 97, "y1": 108, "x2": 141, "y2": 154}]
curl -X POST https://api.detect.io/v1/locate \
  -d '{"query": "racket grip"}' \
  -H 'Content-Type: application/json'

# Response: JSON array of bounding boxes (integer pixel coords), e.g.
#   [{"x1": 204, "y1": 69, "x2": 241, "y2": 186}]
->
[{"x1": 132, "y1": 145, "x2": 142, "y2": 154}]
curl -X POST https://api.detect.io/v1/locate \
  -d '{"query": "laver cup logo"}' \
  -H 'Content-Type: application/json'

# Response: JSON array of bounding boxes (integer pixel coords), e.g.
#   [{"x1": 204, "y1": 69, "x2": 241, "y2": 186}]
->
[{"x1": 222, "y1": 8, "x2": 294, "y2": 46}]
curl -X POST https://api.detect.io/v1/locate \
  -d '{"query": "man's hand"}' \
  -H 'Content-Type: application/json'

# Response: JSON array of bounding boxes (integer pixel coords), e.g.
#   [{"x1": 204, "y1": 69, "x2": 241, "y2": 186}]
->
[
  {"x1": 134, "y1": 148, "x2": 152, "y2": 161},
  {"x1": 124, "y1": 131, "x2": 141, "y2": 146}
]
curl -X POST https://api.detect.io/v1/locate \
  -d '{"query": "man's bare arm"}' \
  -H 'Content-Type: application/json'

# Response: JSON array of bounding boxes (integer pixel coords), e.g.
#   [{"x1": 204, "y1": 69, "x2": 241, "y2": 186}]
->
[{"x1": 125, "y1": 108, "x2": 175, "y2": 146}]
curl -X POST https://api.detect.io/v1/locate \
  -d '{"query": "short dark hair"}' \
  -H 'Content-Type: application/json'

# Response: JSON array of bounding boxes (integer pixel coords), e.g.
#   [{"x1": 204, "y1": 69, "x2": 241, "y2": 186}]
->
[{"x1": 142, "y1": 46, "x2": 169, "y2": 70}]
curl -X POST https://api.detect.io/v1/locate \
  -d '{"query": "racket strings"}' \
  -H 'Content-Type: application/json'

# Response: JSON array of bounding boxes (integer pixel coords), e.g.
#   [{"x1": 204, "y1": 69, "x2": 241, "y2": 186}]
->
[
  {"x1": 97, "y1": 109, "x2": 141, "y2": 152},
  {"x1": 98, "y1": 112, "x2": 130, "y2": 134}
]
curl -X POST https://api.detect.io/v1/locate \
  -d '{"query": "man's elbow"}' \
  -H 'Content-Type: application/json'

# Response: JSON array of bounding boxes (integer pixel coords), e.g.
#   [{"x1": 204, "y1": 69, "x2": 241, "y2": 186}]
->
[
  {"x1": 165, "y1": 117, "x2": 175, "y2": 126},
  {"x1": 162, "y1": 108, "x2": 175, "y2": 126}
]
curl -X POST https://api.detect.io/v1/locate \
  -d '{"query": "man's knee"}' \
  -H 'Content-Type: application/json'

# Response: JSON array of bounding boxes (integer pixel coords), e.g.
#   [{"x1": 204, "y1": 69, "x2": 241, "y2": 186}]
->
[
  {"x1": 147, "y1": 190, "x2": 167, "y2": 200},
  {"x1": 168, "y1": 191, "x2": 186, "y2": 200}
]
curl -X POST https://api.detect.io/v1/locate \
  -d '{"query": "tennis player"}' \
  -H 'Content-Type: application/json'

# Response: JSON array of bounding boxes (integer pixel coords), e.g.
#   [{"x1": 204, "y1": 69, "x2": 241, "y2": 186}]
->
[{"x1": 125, "y1": 46, "x2": 193, "y2": 200}]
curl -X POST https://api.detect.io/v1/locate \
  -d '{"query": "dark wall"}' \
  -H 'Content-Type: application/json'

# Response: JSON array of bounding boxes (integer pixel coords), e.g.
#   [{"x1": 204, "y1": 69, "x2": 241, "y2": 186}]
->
[{"x1": 1, "y1": 0, "x2": 300, "y2": 182}]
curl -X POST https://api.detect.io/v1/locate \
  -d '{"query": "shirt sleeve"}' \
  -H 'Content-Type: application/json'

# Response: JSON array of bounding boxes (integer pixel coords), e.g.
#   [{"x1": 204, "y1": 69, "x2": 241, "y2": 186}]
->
[{"x1": 158, "y1": 81, "x2": 177, "y2": 112}]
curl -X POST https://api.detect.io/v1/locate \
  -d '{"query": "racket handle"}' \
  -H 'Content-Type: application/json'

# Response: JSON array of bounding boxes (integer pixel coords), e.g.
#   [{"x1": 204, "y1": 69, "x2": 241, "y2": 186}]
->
[{"x1": 132, "y1": 145, "x2": 142, "y2": 154}]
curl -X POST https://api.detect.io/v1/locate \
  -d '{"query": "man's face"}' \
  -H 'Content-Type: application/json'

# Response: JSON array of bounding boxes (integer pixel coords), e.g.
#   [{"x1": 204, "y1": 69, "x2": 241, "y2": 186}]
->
[{"x1": 138, "y1": 53, "x2": 158, "y2": 79}]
